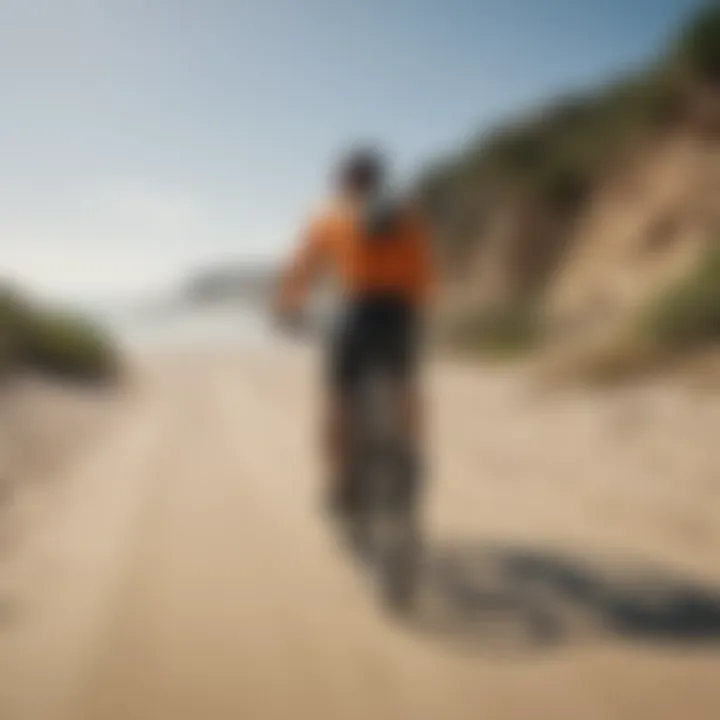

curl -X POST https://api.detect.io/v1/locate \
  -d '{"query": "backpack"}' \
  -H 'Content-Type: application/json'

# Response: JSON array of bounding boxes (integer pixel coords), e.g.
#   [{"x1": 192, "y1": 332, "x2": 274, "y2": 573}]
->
[{"x1": 360, "y1": 193, "x2": 404, "y2": 243}]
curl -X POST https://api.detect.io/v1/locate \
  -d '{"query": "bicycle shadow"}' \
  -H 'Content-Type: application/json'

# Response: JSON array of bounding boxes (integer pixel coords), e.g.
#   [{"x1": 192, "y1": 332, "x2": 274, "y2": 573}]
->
[{"x1": 408, "y1": 541, "x2": 720, "y2": 655}]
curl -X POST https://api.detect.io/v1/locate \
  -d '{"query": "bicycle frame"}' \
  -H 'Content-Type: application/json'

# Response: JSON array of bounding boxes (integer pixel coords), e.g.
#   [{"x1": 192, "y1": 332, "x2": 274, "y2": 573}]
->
[{"x1": 346, "y1": 365, "x2": 420, "y2": 612}]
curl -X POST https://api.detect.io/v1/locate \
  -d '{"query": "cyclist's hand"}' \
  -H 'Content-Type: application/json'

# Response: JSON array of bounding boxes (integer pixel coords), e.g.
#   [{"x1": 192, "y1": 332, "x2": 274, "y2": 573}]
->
[{"x1": 272, "y1": 302, "x2": 304, "y2": 335}]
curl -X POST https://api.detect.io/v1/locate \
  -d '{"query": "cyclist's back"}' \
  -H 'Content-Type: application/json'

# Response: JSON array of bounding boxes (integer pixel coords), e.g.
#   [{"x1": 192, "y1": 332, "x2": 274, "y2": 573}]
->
[{"x1": 279, "y1": 194, "x2": 432, "y2": 311}]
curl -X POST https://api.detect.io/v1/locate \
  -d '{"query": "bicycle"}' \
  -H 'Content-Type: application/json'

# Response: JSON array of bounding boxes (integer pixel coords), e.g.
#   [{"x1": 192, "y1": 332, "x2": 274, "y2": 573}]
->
[
  {"x1": 341, "y1": 362, "x2": 422, "y2": 614},
  {"x1": 272, "y1": 303, "x2": 423, "y2": 613}
]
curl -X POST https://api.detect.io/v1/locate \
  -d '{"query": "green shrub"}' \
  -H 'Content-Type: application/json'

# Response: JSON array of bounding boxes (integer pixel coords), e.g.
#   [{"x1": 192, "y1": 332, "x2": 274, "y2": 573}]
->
[
  {"x1": 0, "y1": 289, "x2": 32, "y2": 373},
  {"x1": 533, "y1": 156, "x2": 591, "y2": 211},
  {"x1": 451, "y1": 302, "x2": 541, "y2": 357},
  {"x1": 23, "y1": 309, "x2": 120, "y2": 382},
  {"x1": 552, "y1": 245, "x2": 720, "y2": 384},
  {"x1": 642, "y1": 245, "x2": 720, "y2": 350},
  {"x1": 674, "y1": 4, "x2": 720, "y2": 84},
  {"x1": 0, "y1": 288, "x2": 120, "y2": 383}
]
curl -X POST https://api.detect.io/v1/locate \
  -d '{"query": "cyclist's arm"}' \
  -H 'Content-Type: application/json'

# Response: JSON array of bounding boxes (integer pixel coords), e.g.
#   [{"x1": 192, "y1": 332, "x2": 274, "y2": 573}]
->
[{"x1": 275, "y1": 216, "x2": 328, "y2": 315}]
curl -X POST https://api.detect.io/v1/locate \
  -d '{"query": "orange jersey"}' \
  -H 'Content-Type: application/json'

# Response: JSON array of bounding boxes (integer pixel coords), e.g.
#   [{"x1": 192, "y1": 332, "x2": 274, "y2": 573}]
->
[{"x1": 278, "y1": 200, "x2": 434, "y2": 309}]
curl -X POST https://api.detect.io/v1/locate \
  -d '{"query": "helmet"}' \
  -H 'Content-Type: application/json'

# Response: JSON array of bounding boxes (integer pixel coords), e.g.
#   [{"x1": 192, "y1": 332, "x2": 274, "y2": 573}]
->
[{"x1": 337, "y1": 146, "x2": 386, "y2": 194}]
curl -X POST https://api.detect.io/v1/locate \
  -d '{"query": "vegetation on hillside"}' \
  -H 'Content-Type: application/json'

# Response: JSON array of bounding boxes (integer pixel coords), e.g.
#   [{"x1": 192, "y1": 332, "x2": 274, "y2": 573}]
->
[
  {"x1": 419, "y1": 4, "x2": 718, "y2": 264},
  {"x1": 551, "y1": 244, "x2": 720, "y2": 384},
  {"x1": 643, "y1": 243, "x2": 720, "y2": 351},
  {"x1": 419, "y1": 4, "x2": 720, "y2": 366},
  {"x1": 447, "y1": 302, "x2": 541, "y2": 358},
  {"x1": 0, "y1": 288, "x2": 120, "y2": 383},
  {"x1": 673, "y1": 2, "x2": 720, "y2": 84}
]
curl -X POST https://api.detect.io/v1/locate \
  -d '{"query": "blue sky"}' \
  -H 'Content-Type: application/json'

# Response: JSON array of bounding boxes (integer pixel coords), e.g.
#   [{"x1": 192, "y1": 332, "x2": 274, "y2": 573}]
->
[{"x1": 0, "y1": 0, "x2": 697, "y2": 301}]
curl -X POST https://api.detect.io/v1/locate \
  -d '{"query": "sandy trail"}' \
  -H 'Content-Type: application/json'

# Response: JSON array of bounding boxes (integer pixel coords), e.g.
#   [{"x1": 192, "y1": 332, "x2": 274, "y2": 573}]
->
[{"x1": 2, "y1": 345, "x2": 720, "y2": 720}]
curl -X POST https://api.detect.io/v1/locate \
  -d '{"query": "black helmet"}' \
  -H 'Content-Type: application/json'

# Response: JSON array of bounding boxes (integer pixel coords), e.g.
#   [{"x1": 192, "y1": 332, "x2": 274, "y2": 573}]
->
[{"x1": 337, "y1": 146, "x2": 386, "y2": 194}]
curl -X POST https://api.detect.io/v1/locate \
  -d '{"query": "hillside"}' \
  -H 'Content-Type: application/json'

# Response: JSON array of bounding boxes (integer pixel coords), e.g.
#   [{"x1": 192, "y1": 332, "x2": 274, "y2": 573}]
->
[{"x1": 419, "y1": 5, "x2": 719, "y2": 368}]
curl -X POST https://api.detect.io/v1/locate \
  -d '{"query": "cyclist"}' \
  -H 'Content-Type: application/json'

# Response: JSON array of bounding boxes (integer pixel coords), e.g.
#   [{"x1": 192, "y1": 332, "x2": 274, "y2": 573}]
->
[{"x1": 275, "y1": 147, "x2": 434, "y2": 515}]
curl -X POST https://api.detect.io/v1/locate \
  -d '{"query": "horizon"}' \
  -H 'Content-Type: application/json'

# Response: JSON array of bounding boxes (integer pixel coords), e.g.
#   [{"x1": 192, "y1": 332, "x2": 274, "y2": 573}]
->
[{"x1": 0, "y1": 0, "x2": 698, "y2": 304}]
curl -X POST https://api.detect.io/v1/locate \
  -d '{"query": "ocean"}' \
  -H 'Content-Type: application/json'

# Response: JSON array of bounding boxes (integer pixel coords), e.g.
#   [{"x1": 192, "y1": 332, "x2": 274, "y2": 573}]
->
[{"x1": 82, "y1": 300, "x2": 285, "y2": 352}]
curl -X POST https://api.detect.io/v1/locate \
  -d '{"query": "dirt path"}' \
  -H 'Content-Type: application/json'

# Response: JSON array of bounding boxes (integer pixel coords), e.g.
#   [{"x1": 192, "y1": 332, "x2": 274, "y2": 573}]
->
[{"x1": 2, "y1": 346, "x2": 720, "y2": 720}]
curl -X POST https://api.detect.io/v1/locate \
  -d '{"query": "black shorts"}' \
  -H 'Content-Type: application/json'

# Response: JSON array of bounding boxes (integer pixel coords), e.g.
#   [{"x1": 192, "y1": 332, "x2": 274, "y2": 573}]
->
[{"x1": 328, "y1": 294, "x2": 419, "y2": 395}]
